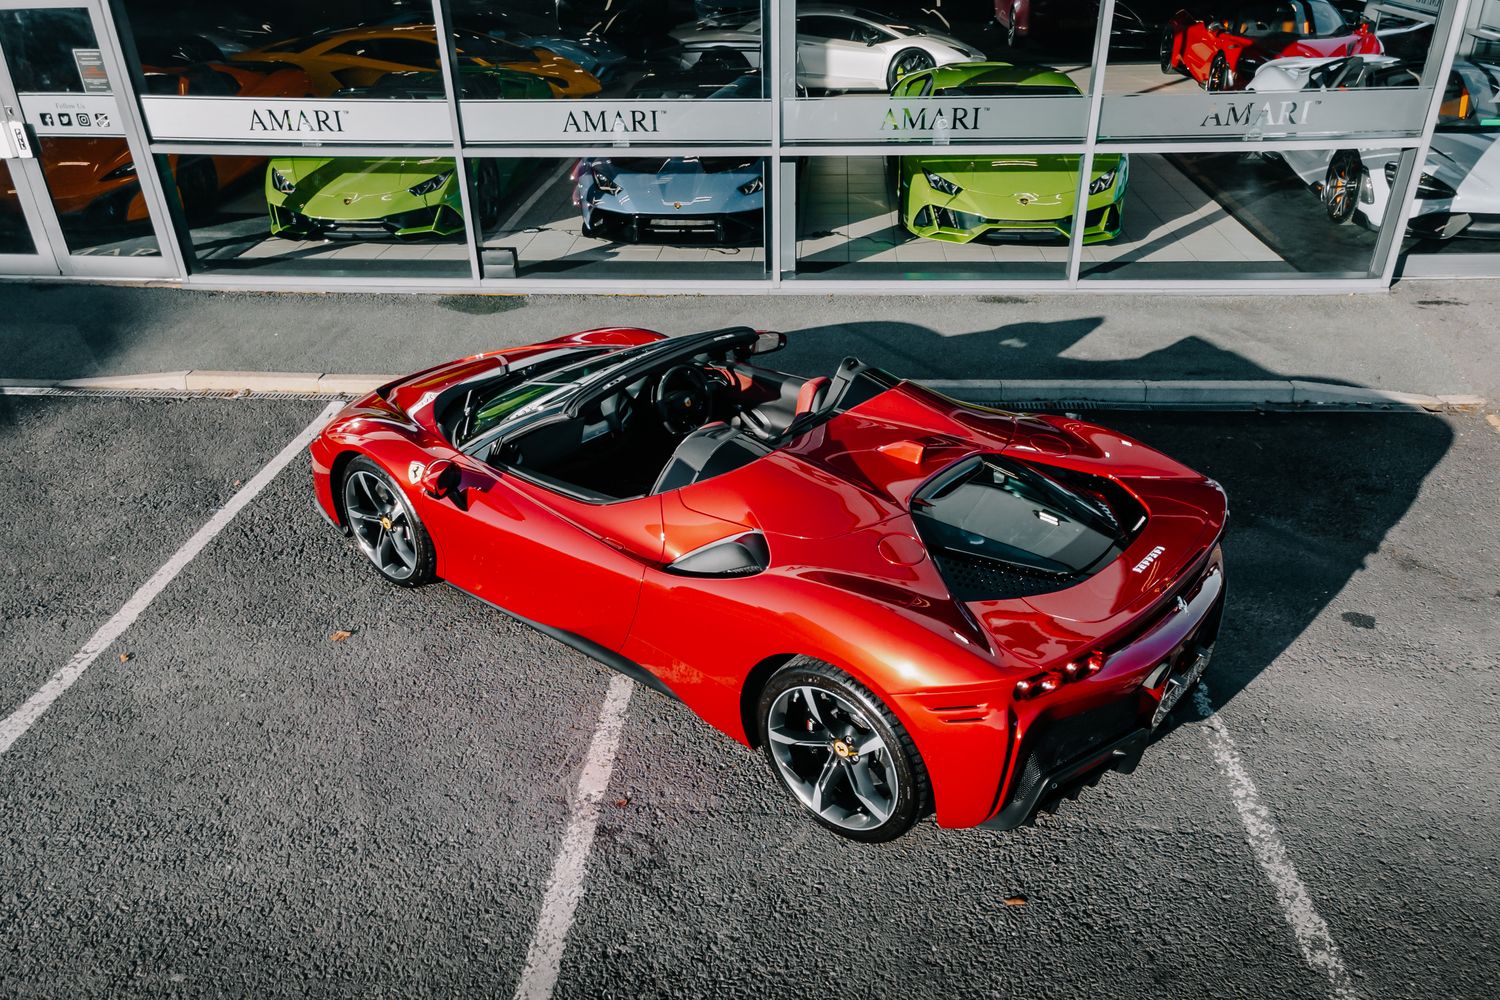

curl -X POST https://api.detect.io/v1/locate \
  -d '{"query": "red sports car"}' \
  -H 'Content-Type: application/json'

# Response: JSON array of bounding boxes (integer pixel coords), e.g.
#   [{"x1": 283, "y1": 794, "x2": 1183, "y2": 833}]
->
[
  {"x1": 1162, "y1": 1, "x2": 1381, "y2": 91},
  {"x1": 310, "y1": 327, "x2": 1228, "y2": 841}
]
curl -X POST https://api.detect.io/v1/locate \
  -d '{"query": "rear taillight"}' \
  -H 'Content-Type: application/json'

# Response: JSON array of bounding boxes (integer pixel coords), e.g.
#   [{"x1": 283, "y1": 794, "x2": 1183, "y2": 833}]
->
[{"x1": 1014, "y1": 650, "x2": 1106, "y2": 700}]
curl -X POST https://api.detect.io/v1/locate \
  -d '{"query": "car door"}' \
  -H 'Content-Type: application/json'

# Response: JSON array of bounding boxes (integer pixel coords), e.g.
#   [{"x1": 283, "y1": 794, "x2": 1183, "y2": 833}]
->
[
  {"x1": 797, "y1": 15, "x2": 876, "y2": 90},
  {"x1": 431, "y1": 453, "x2": 661, "y2": 652}
]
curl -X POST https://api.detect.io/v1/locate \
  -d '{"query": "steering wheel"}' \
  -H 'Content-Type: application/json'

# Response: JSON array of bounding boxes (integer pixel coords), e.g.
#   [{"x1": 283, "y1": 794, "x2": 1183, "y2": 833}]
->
[{"x1": 652, "y1": 364, "x2": 714, "y2": 435}]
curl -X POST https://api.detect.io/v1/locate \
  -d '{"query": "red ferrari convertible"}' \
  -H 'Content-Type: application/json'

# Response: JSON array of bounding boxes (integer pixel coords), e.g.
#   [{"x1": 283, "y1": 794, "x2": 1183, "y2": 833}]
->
[
  {"x1": 1162, "y1": 1, "x2": 1382, "y2": 91},
  {"x1": 311, "y1": 327, "x2": 1227, "y2": 841}
]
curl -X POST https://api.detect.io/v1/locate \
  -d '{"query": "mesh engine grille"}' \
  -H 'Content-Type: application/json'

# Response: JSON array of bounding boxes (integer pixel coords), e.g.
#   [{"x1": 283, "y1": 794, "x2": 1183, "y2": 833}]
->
[{"x1": 933, "y1": 550, "x2": 1078, "y2": 602}]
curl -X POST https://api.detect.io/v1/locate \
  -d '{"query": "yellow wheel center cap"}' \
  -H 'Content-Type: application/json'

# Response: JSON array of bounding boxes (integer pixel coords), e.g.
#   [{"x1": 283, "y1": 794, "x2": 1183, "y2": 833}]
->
[
  {"x1": 832, "y1": 739, "x2": 852, "y2": 758},
  {"x1": 379, "y1": 516, "x2": 393, "y2": 531}
]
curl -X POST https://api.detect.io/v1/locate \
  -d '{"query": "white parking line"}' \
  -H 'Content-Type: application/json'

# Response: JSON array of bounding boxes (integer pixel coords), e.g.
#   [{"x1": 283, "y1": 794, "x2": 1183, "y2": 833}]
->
[
  {"x1": 0, "y1": 401, "x2": 342, "y2": 758},
  {"x1": 513, "y1": 674, "x2": 634, "y2": 1000},
  {"x1": 1194, "y1": 683, "x2": 1361, "y2": 1000}
]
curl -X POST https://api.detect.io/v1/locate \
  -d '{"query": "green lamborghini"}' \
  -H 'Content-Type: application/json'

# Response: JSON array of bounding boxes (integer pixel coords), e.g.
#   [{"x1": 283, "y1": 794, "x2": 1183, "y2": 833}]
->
[
  {"x1": 265, "y1": 69, "x2": 541, "y2": 240},
  {"x1": 892, "y1": 63, "x2": 1128, "y2": 244}
]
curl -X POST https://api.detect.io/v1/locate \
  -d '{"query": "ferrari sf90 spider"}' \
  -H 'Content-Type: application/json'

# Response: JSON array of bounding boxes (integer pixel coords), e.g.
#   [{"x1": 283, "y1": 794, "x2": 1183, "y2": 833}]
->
[
  {"x1": 311, "y1": 327, "x2": 1228, "y2": 841},
  {"x1": 1161, "y1": 1, "x2": 1381, "y2": 92}
]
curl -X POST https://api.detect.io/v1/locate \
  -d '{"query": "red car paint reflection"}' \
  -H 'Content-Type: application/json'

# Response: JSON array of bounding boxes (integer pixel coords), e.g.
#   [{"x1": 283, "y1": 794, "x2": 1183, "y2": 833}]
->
[{"x1": 1163, "y1": 1, "x2": 1381, "y2": 91}]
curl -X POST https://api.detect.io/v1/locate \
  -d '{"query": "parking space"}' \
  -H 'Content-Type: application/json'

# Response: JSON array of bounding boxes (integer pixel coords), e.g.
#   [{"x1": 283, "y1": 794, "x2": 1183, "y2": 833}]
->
[{"x1": 1, "y1": 394, "x2": 1495, "y2": 999}]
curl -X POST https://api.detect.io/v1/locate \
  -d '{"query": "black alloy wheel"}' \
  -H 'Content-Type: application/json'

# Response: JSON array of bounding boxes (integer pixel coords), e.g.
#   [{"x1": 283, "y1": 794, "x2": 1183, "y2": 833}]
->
[
  {"x1": 1159, "y1": 26, "x2": 1178, "y2": 74},
  {"x1": 1207, "y1": 53, "x2": 1234, "y2": 92},
  {"x1": 886, "y1": 48, "x2": 935, "y2": 89},
  {"x1": 474, "y1": 160, "x2": 503, "y2": 232},
  {"x1": 341, "y1": 456, "x2": 437, "y2": 587},
  {"x1": 1324, "y1": 151, "x2": 1362, "y2": 225},
  {"x1": 758, "y1": 656, "x2": 930, "y2": 843}
]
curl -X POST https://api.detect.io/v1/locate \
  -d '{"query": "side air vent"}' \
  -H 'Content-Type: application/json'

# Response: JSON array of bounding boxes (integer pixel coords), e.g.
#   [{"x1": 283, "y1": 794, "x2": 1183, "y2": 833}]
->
[{"x1": 665, "y1": 531, "x2": 770, "y2": 578}]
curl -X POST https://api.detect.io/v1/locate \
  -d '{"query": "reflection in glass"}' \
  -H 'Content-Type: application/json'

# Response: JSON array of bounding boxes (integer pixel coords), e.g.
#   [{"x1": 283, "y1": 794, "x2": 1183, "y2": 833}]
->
[
  {"x1": 34, "y1": 139, "x2": 161, "y2": 257},
  {"x1": 469, "y1": 156, "x2": 767, "y2": 279},
  {"x1": 0, "y1": 163, "x2": 39, "y2": 255},
  {"x1": 796, "y1": 156, "x2": 1070, "y2": 279},
  {"x1": 174, "y1": 155, "x2": 468, "y2": 277},
  {"x1": 771, "y1": 5, "x2": 988, "y2": 94},
  {"x1": 1079, "y1": 149, "x2": 1395, "y2": 280},
  {"x1": 0, "y1": 8, "x2": 101, "y2": 92},
  {"x1": 1404, "y1": 58, "x2": 1500, "y2": 254}
]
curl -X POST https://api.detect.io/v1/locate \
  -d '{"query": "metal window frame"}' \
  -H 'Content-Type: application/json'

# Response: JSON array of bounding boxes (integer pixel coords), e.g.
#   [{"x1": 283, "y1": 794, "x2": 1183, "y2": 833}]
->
[{"x1": 0, "y1": 0, "x2": 1479, "y2": 293}]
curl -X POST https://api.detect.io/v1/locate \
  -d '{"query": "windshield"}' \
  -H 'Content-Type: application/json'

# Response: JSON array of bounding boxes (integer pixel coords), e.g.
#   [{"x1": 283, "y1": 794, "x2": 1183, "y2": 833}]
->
[
  {"x1": 1438, "y1": 63, "x2": 1500, "y2": 131},
  {"x1": 1231, "y1": 2, "x2": 1347, "y2": 38},
  {"x1": 911, "y1": 456, "x2": 1128, "y2": 586}
]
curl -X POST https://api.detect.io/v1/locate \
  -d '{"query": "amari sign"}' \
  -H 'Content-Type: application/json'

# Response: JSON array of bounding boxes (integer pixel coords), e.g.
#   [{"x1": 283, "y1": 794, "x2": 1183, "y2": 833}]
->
[
  {"x1": 1100, "y1": 90, "x2": 1432, "y2": 140},
  {"x1": 463, "y1": 100, "x2": 771, "y2": 144},
  {"x1": 140, "y1": 98, "x2": 452, "y2": 143},
  {"x1": 783, "y1": 96, "x2": 1089, "y2": 143}
]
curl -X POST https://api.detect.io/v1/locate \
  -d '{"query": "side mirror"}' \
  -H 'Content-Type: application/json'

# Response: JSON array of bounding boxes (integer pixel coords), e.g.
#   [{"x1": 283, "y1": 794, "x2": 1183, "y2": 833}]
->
[
  {"x1": 419, "y1": 459, "x2": 461, "y2": 499},
  {"x1": 751, "y1": 330, "x2": 787, "y2": 355},
  {"x1": 1207, "y1": 21, "x2": 1227, "y2": 33}
]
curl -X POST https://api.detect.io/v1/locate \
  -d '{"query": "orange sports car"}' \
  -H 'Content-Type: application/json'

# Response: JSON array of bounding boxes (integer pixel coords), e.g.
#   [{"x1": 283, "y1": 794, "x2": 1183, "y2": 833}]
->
[
  {"x1": 232, "y1": 25, "x2": 601, "y2": 98},
  {"x1": 7, "y1": 60, "x2": 315, "y2": 225}
]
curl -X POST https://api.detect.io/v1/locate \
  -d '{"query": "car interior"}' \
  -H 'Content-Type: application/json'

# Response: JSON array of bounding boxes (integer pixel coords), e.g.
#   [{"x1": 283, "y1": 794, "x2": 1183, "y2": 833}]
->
[{"x1": 470, "y1": 345, "x2": 890, "y2": 502}]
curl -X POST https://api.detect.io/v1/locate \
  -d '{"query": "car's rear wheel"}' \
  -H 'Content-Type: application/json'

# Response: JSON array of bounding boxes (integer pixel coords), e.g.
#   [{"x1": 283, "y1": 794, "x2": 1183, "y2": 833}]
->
[
  {"x1": 1207, "y1": 53, "x2": 1234, "y2": 92},
  {"x1": 1323, "y1": 150, "x2": 1362, "y2": 225},
  {"x1": 473, "y1": 159, "x2": 503, "y2": 232},
  {"x1": 341, "y1": 456, "x2": 436, "y2": 587},
  {"x1": 758, "y1": 656, "x2": 929, "y2": 842},
  {"x1": 1159, "y1": 27, "x2": 1179, "y2": 74},
  {"x1": 886, "y1": 48, "x2": 935, "y2": 89}
]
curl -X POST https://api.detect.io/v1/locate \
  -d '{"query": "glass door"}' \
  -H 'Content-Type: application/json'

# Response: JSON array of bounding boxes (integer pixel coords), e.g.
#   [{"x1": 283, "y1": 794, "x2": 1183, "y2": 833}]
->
[{"x1": 0, "y1": 0, "x2": 174, "y2": 276}]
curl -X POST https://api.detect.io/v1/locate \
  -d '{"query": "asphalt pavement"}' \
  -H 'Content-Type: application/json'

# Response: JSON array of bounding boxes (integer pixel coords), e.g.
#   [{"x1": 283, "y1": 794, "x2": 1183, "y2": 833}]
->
[{"x1": 0, "y1": 395, "x2": 1495, "y2": 1000}]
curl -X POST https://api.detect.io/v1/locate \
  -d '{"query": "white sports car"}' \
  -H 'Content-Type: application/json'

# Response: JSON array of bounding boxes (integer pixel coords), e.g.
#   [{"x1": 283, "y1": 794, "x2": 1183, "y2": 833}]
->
[
  {"x1": 668, "y1": 4, "x2": 985, "y2": 92},
  {"x1": 1250, "y1": 55, "x2": 1500, "y2": 238}
]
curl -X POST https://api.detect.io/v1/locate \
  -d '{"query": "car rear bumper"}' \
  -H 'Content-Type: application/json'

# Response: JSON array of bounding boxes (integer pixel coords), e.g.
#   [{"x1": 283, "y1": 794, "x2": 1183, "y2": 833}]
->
[{"x1": 981, "y1": 549, "x2": 1226, "y2": 830}]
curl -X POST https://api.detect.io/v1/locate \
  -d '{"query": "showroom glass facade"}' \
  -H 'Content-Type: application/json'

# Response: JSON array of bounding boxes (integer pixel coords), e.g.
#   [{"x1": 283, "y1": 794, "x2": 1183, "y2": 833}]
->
[{"x1": 0, "y1": 0, "x2": 1494, "y2": 290}]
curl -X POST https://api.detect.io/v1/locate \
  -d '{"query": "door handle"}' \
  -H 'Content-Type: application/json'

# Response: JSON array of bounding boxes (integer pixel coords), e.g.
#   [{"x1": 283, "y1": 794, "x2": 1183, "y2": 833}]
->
[{"x1": 2, "y1": 118, "x2": 33, "y2": 160}]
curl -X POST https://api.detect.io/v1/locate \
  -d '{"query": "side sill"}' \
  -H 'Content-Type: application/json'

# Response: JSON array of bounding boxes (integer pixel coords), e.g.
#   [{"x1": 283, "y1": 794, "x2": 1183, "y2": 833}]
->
[{"x1": 445, "y1": 582, "x2": 681, "y2": 701}]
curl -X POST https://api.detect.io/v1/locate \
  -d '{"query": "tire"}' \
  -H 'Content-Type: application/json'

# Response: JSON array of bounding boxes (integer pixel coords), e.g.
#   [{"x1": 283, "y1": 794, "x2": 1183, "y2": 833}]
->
[
  {"x1": 757, "y1": 656, "x2": 930, "y2": 843},
  {"x1": 1006, "y1": 4, "x2": 1021, "y2": 49},
  {"x1": 1323, "y1": 151, "x2": 1362, "y2": 225},
  {"x1": 474, "y1": 160, "x2": 503, "y2": 232},
  {"x1": 885, "y1": 47, "x2": 935, "y2": 89},
  {"x1": 178, "y1": 160, "x2": 217, "y2": 222},
  {"x1": 1159, "y1": 27, "x2": 1178, "y2": 74},
  {"x1": 340, "y1": 456, "x2": 437, "y2": 587},
  {"x1": 1207, "y1": 53, "x2": 1234, "y2": 92}
]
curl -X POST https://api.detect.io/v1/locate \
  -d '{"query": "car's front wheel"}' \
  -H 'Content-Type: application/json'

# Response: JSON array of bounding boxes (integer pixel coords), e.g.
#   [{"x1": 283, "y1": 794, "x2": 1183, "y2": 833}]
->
[
  {"x1": 341, "y1": 456, "x2": 437, "y2": 587},
  {"x1": 1159, "y1": 26, "x2": 1179, "y2": 74},
  {"x1": 1323, "y1": 150, "x2": 1363, "y2": 225},
  {"x1": 886, "y1": 47, "x2": 935, "y2": 89},
  {"x1": 1207, "y1": 53, "x2": 1235, "y2": 92},
  {"x1": 758, "y1": 656, "x2": 929, "y2": 842}
]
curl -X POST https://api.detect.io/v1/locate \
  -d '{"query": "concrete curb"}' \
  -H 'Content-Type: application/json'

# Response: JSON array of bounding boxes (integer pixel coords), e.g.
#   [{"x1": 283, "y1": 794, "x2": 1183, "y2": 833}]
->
[{"x1": 0, "y1": 372, "x2": 1485, "y2": 413}]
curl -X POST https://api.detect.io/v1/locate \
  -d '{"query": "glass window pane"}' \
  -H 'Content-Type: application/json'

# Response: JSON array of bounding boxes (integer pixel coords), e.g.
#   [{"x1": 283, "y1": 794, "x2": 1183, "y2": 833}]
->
[
  {"x1": 33, "y1": 138, "x2": 161, "y2": 257},
  {"x1": 0, "y1": 162, "x2": 39, "y2": 255},
  {"x1": 118, "y1": 2, "x2": 440, "y2": 98},
  {"x1": 793, "y1": 154, "x2": 1076, "y2": 279},
  {"x1": 785, "y1": 2, "x2": 1099, "y2": 145},
  {"x1": 1100, "y1": 1, "x2": 1455, "y2": 140},
  {"x1": 470, "y1": 155, "x2": 767, "y2": 280},
  {"x1": 172, "y1": 153, "x2": 468, "y2": 278},
  {"x1": 0, "y1": 8, "x2": 103, "y2": 93},
  {"x1": 1079, "y1": 147, "x2": 1399, "y2": 280}
]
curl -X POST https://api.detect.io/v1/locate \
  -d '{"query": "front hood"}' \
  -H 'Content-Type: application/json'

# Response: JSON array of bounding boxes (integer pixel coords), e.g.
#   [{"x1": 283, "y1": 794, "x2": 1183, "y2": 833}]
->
[
  {"x1": 920, "y1": 154, "x2": 1121, "y2": 199},
  {"x1": 272, "y1": 157, "x2": 450, "y2": 216},
  {"x1": 592, "y1": 159, "x2": 762, "y2": 214}
]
